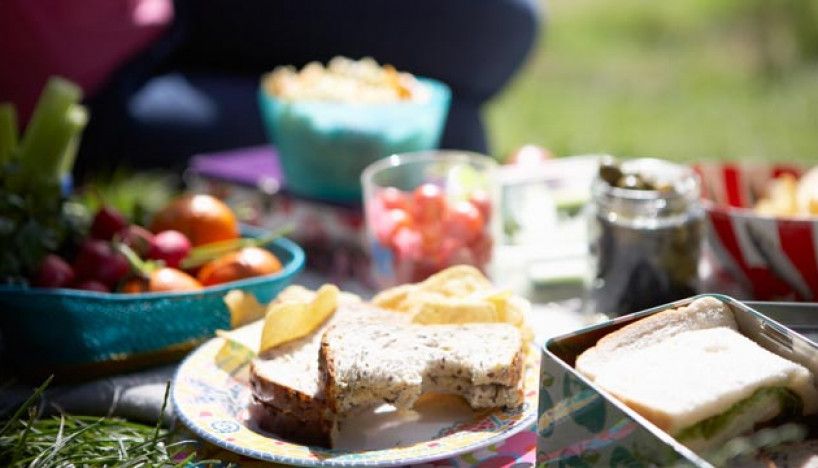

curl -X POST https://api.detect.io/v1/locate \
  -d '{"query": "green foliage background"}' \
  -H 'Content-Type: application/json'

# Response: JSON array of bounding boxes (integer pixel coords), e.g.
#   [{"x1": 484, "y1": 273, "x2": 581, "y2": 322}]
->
[{"x1": 486, "y1": 0, "x2": 818, "y2": 163}]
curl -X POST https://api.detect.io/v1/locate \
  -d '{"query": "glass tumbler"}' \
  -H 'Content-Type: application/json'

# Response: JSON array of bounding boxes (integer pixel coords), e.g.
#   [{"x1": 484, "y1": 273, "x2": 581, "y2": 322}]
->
[{"x1": 361, "y1": 151, "x2": 499, "y2": 288}]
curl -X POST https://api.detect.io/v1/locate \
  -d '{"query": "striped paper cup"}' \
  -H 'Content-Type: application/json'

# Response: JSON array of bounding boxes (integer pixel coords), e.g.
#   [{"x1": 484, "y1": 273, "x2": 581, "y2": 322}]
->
[{"x1": 696, "y1": 162, "x2": 817, "y2": 301}]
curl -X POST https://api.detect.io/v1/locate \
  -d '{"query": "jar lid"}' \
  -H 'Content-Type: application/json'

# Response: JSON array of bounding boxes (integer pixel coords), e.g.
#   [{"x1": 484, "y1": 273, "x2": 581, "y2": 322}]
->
[{"x1": 593, "y1": 158, "x2": 702, "y2": 226}]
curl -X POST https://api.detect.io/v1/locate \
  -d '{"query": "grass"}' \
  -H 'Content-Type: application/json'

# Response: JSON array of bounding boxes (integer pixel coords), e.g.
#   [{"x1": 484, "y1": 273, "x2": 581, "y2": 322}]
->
[{"x1": 485, "y1": 0, "x2": 818, "y2": 163}]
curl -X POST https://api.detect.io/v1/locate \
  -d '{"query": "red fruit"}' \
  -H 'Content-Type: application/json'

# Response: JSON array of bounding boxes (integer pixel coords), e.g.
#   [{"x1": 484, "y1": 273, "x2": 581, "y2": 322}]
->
[
  {"x1": 469, "y1": 231, "x2": 494, "y2": 268},
  {"x1": 90, "y1": 206, "x2": 128, "y2": 240},
  {"x1": 72, "y1": 279, "x2": 110, "y2": 292},
  {"x1": 32, "y1": 254, "x2": 75, "y2": 288},
  {"x1": 116, "y1": 225, "x2": 155, "y2": 257},
  {"x1": 412, "y1": 183, "x2": 446, "y2": 224},
  {"x1": 436, "y1": 236, "x2": 470, "y2": 266},
  {"x1": 419, "y1": 223, "x2": 444, "y2": 255},
  {"x1": 469, "y1": 190, "x2": 492, "y2": 222},
  {"x1": 392, "y1": 227, "x2": 423, "y2": 261},
  {"x1": 73, "y1": 239, "x2": 130, "y2": 287},
  {"x1": 379, "y1": 187, "x2": 410, "y2": 211},
  {"x1": 148, "y1": 230, "x2": 192, "y2": 268},
  {"x1": 445, "y1": 200, "x2": 485, "y2": 243},
  {"x1": 375, "y1": 208, "x2": 414, "y2": 246},
  {"x1": 196, "y1": 247, "x2": 281, "y2": 287}
]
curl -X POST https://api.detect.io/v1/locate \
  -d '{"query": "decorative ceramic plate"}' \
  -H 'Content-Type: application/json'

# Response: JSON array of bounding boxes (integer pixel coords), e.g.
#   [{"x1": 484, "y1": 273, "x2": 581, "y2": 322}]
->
[{"x1": 172, "y1": 336, "x2": 539, "y2": 467}]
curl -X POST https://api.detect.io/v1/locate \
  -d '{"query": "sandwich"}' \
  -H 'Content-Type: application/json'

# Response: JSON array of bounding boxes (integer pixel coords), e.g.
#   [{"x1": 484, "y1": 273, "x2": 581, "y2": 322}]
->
[
  {"x1": 249, "y1": 304, "x2": 526, "y2": 448},
  {"x1": 320, "y1": 321, "x2": 525, "y2": 416},
  {"x1": 575, "y1": 297, "x2": 818, "y2": 455},
  {"x1": 249, "y1": 302, "x2": 411, "y2": 446}
]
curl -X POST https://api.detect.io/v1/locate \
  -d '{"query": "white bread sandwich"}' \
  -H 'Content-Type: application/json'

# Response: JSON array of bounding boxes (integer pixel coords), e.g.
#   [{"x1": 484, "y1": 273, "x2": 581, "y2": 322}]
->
[
  {"x1": 249, "y1": 302, "x2": 411, "y2": 446},
  {"x1": 576, "y1": 297, "x2": 818, "y2": 455},
  {"x1": 320, "y1": 321, "x2": 525, "y2": 416}
]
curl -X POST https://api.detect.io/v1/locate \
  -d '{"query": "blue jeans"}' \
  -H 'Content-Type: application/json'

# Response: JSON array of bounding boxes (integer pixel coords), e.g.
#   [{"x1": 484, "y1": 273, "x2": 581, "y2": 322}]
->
[{"x1": 77, "y1": 0, "x2": 541, "y2": 172}]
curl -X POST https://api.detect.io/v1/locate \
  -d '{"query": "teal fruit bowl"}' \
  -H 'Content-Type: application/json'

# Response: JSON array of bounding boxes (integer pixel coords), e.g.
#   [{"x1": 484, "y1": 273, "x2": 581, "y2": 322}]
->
[
  {"x1": 0, "y1": 236, "x2": 304, "y2": 378},
  {"x1": 258, "y1": 77, "x2": 451, "y2": 204}
]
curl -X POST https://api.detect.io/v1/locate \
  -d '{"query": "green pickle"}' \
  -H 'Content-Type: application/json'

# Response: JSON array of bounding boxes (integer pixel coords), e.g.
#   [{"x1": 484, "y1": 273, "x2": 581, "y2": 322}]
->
[{"x1": 588, "y1": 158, "x2": 703, "y2": 316}]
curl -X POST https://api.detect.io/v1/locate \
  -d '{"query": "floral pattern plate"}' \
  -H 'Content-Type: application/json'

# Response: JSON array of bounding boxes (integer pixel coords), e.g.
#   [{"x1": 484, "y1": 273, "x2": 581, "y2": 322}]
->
[{"x1": 172, "y1": 336, "x2": 539, "y2": 467}]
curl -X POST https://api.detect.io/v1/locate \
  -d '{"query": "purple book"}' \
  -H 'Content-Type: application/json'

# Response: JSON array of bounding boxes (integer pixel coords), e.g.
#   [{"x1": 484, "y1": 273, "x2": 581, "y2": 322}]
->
[{"x1": 189, "y1": 145, "x2": 284, "y2": 190}]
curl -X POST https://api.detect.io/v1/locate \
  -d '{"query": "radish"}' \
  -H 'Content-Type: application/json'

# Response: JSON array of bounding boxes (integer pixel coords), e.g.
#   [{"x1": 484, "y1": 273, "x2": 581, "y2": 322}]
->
[
  {"x1": 72, "y1": 279, "x2": 110, "y2": 292},
  {"x1": 148, "y1": 230, "x2": 192, "y2": 268},
  {"x1": 116, "y1": 225, "x2": 155, "y2": 257},
  {"x1": 90, "y1": 206, "x2": 128, "y2": 240},
  {"x1": 32, "y1": 254, "x2": 75, "y2": 288},
  {"x1": 73, "y1": 239, "x2": 130, "y2": 287}
]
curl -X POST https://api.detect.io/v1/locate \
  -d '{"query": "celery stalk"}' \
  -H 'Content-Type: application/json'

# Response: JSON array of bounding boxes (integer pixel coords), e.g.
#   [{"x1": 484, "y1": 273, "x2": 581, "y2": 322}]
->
[
  {"x1": 57, "y1": 105, "x2": 88, "y2": 177},
  {"x1": 0, "y1": 103, "x2": 18, "y2": 164},
  {"x1": 16, "y1": 77, "x2": 83, "y2": 187}
]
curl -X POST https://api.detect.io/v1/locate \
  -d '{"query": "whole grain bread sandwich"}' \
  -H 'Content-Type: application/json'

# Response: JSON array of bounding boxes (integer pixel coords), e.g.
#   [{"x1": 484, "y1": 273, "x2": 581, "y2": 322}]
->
[
  {"x1": 320, "y1": 321, "x2": 525, "y2": 417},
  {"x1": 249, "y1": 302, "x2": 411, "y2": 446},
  {"x1": 250, "y1": 308, "x2": 527, "y2": 448}
]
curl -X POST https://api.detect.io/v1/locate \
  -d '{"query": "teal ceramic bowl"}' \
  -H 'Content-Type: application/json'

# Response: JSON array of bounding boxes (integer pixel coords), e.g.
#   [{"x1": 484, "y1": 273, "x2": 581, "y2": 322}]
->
[
  {"x1": 0, "y1": 236, "x2": 304, "y2": 377},
  {"x1": 258, "y1": 77, "x2": 451, "y2": 204}
]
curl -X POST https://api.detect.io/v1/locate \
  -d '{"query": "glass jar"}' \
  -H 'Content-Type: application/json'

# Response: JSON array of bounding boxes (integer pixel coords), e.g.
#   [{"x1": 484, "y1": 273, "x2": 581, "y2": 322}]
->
[{"x1": 586, "y1": 158, "x2": 704, "y2": 316}]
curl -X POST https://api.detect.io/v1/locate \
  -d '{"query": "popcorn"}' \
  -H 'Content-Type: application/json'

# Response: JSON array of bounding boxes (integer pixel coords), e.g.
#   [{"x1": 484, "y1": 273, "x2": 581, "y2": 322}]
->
[{"x1": 263, "y1": 56, "x2": 428, "y2": 103}]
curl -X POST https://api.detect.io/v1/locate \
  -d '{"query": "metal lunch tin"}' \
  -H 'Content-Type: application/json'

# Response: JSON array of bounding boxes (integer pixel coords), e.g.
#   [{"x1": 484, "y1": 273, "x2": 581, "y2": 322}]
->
[{"x1": 537, "y1": 294, "x2": 818, "y2": 467}]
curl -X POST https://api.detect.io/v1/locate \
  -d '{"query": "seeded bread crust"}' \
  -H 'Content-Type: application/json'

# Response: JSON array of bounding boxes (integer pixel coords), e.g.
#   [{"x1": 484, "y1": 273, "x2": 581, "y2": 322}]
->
[
  {"x1": 250, "y1": 358, "x2": 322, "y2": 409},
  {"x1": 320, "y1": 322, "x2": 525, "y2": 416},
  {"x1": 249, "y1": 397, "x2": 333, "y2": 447}
]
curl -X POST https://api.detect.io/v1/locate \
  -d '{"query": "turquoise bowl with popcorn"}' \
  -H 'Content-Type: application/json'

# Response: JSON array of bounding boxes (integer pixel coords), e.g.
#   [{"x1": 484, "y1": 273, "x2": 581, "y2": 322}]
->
[{"x1": 258, "y1": 77, "x2": 451, "y2": 204}]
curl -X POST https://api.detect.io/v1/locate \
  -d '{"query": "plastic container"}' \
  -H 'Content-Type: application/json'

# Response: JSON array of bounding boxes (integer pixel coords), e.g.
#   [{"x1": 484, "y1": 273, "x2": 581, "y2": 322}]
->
[
  {"x1": 258, "y1": 78, "x2": 451, "y2": 204},
  {"x1": 696, "y1": 162, "x2": 818, "y2": 302},
  {"x1": 0, "y1": 236, "x2": 304, "y2": 379}
]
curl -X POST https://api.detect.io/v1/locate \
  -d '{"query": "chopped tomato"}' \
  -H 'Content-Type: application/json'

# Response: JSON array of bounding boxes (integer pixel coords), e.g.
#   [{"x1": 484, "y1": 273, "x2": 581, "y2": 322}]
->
[
  {"x1": 412, "y1": 183, "x2": 446, "y2": 224},
  {"x1": 375, "y1": 208, "x2": 414, "y2": 245},
  {"x1": 445, "y1": 200, "x2": 485, "y2": 243},
  {"x1": 378, "y1": 187, "x2": 411, "y2": 211}
]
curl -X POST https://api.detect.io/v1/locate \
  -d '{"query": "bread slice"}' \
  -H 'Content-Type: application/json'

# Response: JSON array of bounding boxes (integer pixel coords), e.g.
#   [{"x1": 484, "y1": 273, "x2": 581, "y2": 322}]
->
[
  {"x1": 576, "y1": 296, "x2": 738, "y2": 382},
  {"x1": 249, "y1": 302, "x2": 410, "y2": 446},
  {"x1": 575, "y1": 297, "x2": 818, "y2": 454},
  {"x1": 320, "y1": 322, "x2": 525, "y2": 416}
]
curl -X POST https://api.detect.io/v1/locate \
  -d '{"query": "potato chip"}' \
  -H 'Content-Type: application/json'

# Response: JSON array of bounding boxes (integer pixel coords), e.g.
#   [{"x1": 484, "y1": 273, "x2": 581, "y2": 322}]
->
[
  {"x1": 276, "y1": 285, "x2": 317, "y2": 303},
  {"x1": 371, "y1": 284, "x2": 414, "y2": 311},
  {"x1": 412, "y1": 298, "x2": 499, "y2": 324},
  {"x1": 373, "y1": 266, "x2": 533, "y2": 347},
  {"x1": 373, "y1": 265, "x2": 492, "y2": 314},
  {"x1": 259, "y1": 284, "x2": 339, "y2": 353},
  {"x1": 797, "y1": 167, "x2": 818, "y2": 215},
  {"x1": 756, "y1": 173, "x2": 799, "y2": 216},
  {"x1": 215, "y1": 320, "x2": 263, "y2": 372},
  {"x1": 419, "y1": 265, "x2": 492, "y2": 297},
  {"x1": 223, "y1": 290, "x2": 267, "y2": 328}
]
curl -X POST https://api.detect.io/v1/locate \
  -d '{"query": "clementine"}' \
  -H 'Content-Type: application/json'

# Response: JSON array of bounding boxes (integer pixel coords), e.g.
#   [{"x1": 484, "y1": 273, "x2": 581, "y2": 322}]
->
[{"x1": 150, "y1": 194, "x2": 239, "y2": 247}]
